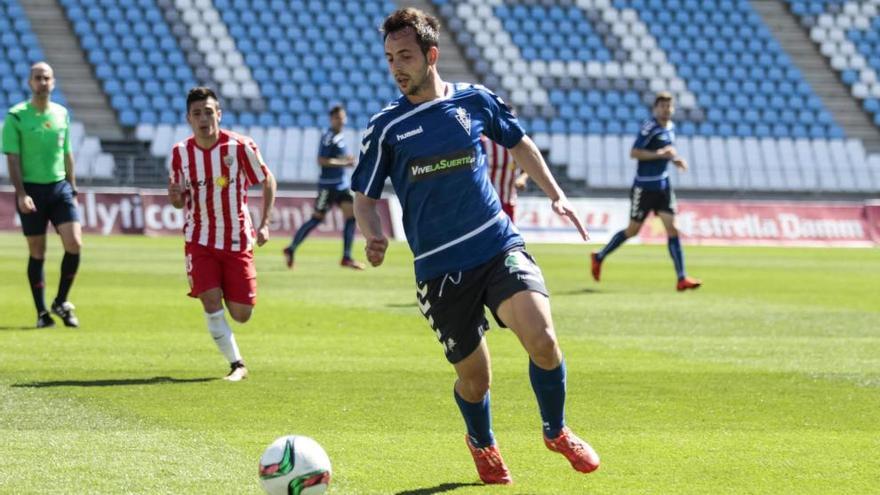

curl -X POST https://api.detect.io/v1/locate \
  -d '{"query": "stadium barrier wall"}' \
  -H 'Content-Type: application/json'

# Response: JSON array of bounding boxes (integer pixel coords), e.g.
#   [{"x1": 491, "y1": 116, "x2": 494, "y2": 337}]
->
[
  {"x1": 517, "y1": 197, "x2": 879, "y2": 247},
  {"x1": 1, "y1": 188, "x2": 876, "y2": 247},
  {"x1": 0, "y1": 187, "x2": 394, "y2": 238}
]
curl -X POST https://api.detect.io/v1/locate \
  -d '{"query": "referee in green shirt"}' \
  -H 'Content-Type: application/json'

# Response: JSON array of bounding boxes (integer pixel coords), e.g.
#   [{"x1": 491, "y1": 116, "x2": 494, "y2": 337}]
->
[{"x1": 3, "y1": 62, "x2": 81, "y2": 328}]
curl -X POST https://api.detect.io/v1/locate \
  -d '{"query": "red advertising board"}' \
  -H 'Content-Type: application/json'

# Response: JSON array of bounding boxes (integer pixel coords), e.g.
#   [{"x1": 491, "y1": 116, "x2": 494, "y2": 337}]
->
[
  {"x1": 638, "y1": 200, "x2": 876, "y2": 247},
  {"x1": 0, "y1": 188, "x2": 394, "y2": 238}
]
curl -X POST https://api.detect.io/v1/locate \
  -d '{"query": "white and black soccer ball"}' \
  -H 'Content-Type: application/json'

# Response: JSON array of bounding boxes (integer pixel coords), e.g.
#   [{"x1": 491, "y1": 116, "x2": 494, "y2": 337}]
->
[{"x1": 258, "y1": 435, "x2": 331, "y2": 495}]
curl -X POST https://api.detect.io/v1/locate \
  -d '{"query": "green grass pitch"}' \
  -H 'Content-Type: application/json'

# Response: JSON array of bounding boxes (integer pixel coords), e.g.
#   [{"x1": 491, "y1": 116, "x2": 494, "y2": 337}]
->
[{"x1": 0, "y1": 233, "x2": 878, "y2": 494}]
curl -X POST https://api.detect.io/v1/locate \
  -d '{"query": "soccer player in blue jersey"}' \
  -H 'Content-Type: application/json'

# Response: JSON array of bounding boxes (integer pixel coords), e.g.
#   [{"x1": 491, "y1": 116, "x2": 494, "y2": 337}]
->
[
  {"x1": 283, "y1": 105, "x2": 365, "y2": 270},
  {"x1": 352, "y1": 8, "x2": 600, "y2": 485},
  {"x1": 591, "y1": 92, "x2": 702, "y2": 291}
]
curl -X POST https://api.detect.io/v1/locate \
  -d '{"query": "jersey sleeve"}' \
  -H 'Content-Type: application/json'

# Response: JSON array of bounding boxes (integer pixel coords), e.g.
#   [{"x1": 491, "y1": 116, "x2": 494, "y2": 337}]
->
[
  {"x1": 351, "y1": 122, "x2": 390, "y2": 199},
  {"x1": 240, "y1": 140, "x2": 268, "y2": 186},
  {"x1": 477, "y1": 87, "x2": 525, "y2": 149},
  {"x1": 1, "y1": 112, "x2": 21, "y2": 155},
  {"x1": 168, "y1": 144, "x2": 183, "y2": 183},
  {"x1": 632, "y1": 120, "x2": 658, "y2": 150}
]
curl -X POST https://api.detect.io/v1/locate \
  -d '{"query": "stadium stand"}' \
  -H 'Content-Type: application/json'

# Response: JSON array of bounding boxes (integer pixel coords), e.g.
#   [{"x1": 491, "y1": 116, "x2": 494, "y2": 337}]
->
[
  {"x1": 788, "y1": 1, "x2": 880, "y2": 127},
  {"x1": 434, "y1": 0, "x2": 879, "y2": 193},
  {"x1": 2, "y1": 0, "x2": 878, "y2": 193},
  {"x1": 0, "y1": 0, "x2": 115, "y2": 181}
]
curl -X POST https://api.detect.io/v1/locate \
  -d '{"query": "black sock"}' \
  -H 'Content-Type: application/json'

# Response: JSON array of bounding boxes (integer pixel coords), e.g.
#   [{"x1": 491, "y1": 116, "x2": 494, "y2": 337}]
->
[
  {"x1": 55, "y1": 252, "x2": 80, "y2": 305},
  {"x1": 27, "y1": 257, "x2": 46, "y2": 313}
]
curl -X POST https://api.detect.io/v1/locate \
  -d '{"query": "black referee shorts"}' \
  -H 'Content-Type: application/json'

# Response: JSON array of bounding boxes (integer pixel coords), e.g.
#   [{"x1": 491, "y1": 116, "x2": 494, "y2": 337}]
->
[{"x1": 17, "y1": 180, "x2": 80, "y2": 236}]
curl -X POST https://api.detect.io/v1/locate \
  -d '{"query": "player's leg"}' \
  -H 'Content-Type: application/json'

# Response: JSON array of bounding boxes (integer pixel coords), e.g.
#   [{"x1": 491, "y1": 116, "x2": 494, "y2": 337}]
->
[
  {"x1": 591, "y1": 187, "x2": 646, "y2": 281},
  {"x1": 491, "y1": 250, "x2": 600, "y2": 474},
  {"x1": 24, "y1": 234, "x2": 53, "y2": 327},
  {"x1": 19, "y1": 186, "x2": 53, "y2": 327},
  {"x1": 338, "y1": 197, "x2": 364, "y2": 269},
  {"x1": 47, "y1": 181, "x2": 82, "y2": 326},
  {"x1": 188, "y1": 244, "x2": 246, "y2": 379},
  {"x1": 417, "y1": 273, "x2": 511, "y2": 484},
  {"x1": 284, "y1": 189, "x2": 329, "y2": 268},
  {"x1": 658, "y1": 210, "x2": 701, "y2": 290},
  {"x1": 51, "y1": 221, "x2": 82, "y2": 327}
]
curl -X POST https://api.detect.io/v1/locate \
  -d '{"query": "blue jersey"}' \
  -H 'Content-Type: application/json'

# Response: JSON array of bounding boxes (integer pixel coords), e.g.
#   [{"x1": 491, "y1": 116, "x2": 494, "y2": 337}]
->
[
  {"x1": 352, "y1": 83, "x2": 525, "y2": 282},
  {"x1": 632, "y1": 118, "x2": 675, "y2": 191},
  {"x1": 318, "y1": 128, "x2": 350, "y2": 190}
]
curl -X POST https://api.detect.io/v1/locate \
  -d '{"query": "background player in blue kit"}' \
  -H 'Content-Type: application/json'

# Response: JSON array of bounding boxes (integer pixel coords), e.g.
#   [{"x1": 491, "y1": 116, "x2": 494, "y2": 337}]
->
[
  {"x1": 591, "y1": 92, "x2": 702, "y2": 291},
  {"x1": 352, "y1": 8, "x2": 600, "y2": 485},
  {"x1": 283, "y1": 105, "x2": 365, "y2": 270}
]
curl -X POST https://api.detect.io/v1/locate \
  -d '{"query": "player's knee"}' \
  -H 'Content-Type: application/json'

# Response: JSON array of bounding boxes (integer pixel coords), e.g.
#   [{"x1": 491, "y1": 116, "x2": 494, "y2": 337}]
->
[
  {"x1": 528, "y1": 332, "x2": 560, "y2": 367},
  {"x1": 229, "y1": 307, "x2": 253, "y2": 323},
  {"x1": 312, "y1": 212, "x2": 326, "y2": 221},
  {"x1": 666, "y1": 225, "x2": 679, "y2": 237},
  {"x1": 460, "y1": 376, "x2": 491, "y2": 401}
]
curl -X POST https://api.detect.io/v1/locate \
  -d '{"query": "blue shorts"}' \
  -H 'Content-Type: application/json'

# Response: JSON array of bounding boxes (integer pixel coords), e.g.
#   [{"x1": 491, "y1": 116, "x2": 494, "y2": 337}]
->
[
  {"x1": 18, "y1": 181, "x2": 80, "y2": 236},
  {"x1": 416, "y1": 247, "x2": 549, "y2": 364},
  {"x1": 314, "y1": 187, "x2": 354, "y2": 213}
]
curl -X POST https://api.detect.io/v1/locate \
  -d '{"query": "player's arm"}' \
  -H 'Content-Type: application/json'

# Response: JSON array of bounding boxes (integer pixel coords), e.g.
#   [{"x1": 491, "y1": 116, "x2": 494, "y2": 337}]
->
[
  {"x1": 167, "y1": 147, "x2": 185, "y2": 208},
  {"x1": 256, "y1": 170, "x2": 277, "y2": 246},
  {"x1": 514, "y1": 170, "x2": 529, "y2": 190},
  {"x1": 509, "y1": 135, "x2": 588, "y2": 240},
  {"x1": 318, "y1": 155, "x2": 355, "y2": 168},
  {"x1": 64, "y1": 152, "x2": 77, "y2": 195},
  {"x1": 630, "y1": 147, "x2": 676, "y2": 161},
  {"x1": 6, "y1": 153, "x2": 36, "y2": 213},
  {"x1": 353, "y1": 192, "x2": 388, "y2": 267}
]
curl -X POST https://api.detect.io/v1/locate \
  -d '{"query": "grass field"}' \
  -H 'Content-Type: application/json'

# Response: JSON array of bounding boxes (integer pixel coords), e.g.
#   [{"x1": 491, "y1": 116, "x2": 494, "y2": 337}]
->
[{"x1": 1, "y1": 232, "x2": 878, "y2": 494}]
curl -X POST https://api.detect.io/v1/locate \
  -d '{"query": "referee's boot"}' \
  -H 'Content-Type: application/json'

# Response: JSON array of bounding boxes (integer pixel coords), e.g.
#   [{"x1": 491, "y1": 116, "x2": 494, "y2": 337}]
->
[
  {"x1": 51, "y1": 300, "x2": 79, "y2": 328},
  {"x1": 544, "y1": 427, "x2": 600, "y2": 474},
  {"x1": 36, "y1": 311, "x2": 55, "y2": 328},
  {"x1": 465, "y1": 435, "x2": 512, "y2": 485}
]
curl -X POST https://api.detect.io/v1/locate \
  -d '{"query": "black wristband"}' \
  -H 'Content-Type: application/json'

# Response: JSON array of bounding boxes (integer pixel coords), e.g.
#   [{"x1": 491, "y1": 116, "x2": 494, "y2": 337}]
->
[{"x1": 71, "y1": 188, "x2": 78, "y2": 197}]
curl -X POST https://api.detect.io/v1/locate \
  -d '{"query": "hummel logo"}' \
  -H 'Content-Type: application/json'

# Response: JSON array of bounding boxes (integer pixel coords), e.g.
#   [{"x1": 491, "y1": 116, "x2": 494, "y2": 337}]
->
[{"x1": 396, "y1": 125, "x2": 423, "y2": 142}]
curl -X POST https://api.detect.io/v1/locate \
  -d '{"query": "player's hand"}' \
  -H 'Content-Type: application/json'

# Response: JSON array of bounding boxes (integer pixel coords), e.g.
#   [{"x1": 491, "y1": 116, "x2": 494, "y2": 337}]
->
[
  {"x1": 17, "y1": 194, "x2": 36, "y2": 213},
  {"x1": 514, "y1": 176, "x2": 528, "y2": 190},
  {"x1": 551, "y1": 197, "x2": 589, "y2": 241},
  {"x1": 168, "y1": 179, "x2": 183, "y2": 197},
  {"x1": 673, "y1": 158, "x2": 689, "y2": 171},
  {"x1": 365, "y1": 236, "x2": 389, "y2": 267},
  {"x1": 256, "y1": 225, "x2": 270, "y2": 246},
  {"x1": 345, "y1": 154, "x2": 356, "y2": 166}
]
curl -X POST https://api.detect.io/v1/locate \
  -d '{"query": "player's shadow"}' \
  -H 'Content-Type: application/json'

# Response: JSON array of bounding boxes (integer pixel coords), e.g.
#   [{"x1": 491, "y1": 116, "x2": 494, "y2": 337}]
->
[
  {"x1": 386, "y1": 302, "x2": 417, "y2": 308},
  {"x1": 557, "y1": 287, "x2": 601, "y2": 295},
  {"x1": 395, "y1": 483, "x2": 482, "y2": 495},
  {"x1": 0, "y1": 325, "x2": 41, "y2": 331},
  {"x1": 12, "y1": 376, "x2": 218, "y2": 388}
]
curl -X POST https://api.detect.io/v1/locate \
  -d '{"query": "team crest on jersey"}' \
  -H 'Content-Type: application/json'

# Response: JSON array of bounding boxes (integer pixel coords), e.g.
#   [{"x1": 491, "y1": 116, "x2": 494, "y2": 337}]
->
[
  {"x1": 454, "y1": 107, "x2": 471, "y2": 135},
  {"x1": 223, "y1": 154, "x2": 234, "y2": 167}
]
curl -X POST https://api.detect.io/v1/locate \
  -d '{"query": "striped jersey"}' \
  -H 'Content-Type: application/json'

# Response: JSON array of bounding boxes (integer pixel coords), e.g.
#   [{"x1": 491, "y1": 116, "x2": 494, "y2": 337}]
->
[
  {"x1": 632, "y1": 117, "x2": 675, "y2": 191},
  {"x1": 352, "y1": 82, "x2": 526, "y2": 282},
  {"x1": 168, "y1": 129, "x2": 268, "y2": 252},
  {"x1": 481, "y1": 135, "x2": 520, "y2": 206}
]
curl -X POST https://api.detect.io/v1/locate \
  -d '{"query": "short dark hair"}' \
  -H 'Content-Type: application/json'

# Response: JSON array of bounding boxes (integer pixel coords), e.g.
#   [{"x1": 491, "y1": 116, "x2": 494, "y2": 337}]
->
[
  {"x1": 381, "y1": 8, "x2": 440, "y2": 56},
  {"x1": 653, "y1": 91, "x2": 674, "y2": 107},
  {"x1": 329, "y1": 105, "x2": 345, "y2": 116},
  {"x1": 186, "y1": 86, "x2": 219, "y2": 112}
]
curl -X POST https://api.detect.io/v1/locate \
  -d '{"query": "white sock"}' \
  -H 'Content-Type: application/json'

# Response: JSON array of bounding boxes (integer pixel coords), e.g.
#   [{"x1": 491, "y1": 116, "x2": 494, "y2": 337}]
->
[{"x1": 205, "y1": 309, "x2": 242, "y2": 363}]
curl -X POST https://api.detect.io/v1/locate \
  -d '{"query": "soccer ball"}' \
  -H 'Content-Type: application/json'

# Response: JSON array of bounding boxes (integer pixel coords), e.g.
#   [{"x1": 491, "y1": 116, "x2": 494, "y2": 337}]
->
[{"x1": 258, "y1": 435, "x2": 332, "y2": 495}]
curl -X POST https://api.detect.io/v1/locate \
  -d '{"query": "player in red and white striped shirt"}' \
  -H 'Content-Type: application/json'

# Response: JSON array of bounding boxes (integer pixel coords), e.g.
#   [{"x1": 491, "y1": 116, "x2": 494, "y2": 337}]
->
[
  {"x1": 168, "y1": 87, "x2": 277, "y2": 381},
  {"x1": 480, "y1": 134, "x2": 529, "y2": 222}
]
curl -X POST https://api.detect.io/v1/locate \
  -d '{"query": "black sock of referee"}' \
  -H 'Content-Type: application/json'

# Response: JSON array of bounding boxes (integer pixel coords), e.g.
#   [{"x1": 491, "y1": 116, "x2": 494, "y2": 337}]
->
[
  {"x1": 55, "y1": 252, "x2": 80, "y2": 305},
  {"x1": 27, "y1": 257, "x2": 47, "y2": 313}
]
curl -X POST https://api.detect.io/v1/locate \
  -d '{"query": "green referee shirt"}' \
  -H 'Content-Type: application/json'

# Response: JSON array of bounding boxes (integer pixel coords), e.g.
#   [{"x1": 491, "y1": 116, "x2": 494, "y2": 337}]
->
[{"x1": 2, "y1": 101, "x2": 71, "y2": 184}]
